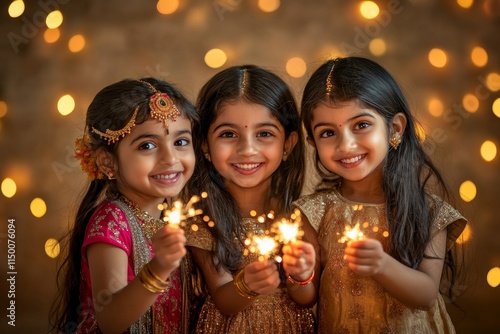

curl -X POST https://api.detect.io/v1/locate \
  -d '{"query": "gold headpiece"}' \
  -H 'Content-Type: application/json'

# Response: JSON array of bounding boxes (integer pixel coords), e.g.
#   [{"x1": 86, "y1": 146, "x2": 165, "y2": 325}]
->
[
  {"x1": 91, "y1": 80, "x2": 181, "y2": 144},
  {"x1": 325, "y1": 61, "x2": 335, "y2": 97},
  {"x1": 241, "y1": 68, "x2": 247, "y2": 96}
]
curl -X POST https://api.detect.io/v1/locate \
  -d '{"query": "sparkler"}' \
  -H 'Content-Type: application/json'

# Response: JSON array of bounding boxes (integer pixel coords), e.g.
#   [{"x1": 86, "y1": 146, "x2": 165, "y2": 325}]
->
[
  {"x1": 273, "y1": 209, "x2": 303, "y2": 244},
  {"x1": 158, "y1": 192, "x2": 207, "y2": 228}
]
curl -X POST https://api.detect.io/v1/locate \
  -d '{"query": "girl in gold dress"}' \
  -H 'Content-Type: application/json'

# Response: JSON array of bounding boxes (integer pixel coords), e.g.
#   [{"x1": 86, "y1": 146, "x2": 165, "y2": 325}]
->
[
  {"x1": 294, "y1": 57, "x2": 467, "y2": 334},
  {"x1": 187, "y1": 65, "x2": 319, "y2": 333}
]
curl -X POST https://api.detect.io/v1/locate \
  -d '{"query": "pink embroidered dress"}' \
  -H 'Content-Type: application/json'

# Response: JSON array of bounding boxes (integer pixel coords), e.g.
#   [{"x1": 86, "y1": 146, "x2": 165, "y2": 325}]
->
[{"x1": 76, "y1": 199, "x2": 182, "y2": 333}]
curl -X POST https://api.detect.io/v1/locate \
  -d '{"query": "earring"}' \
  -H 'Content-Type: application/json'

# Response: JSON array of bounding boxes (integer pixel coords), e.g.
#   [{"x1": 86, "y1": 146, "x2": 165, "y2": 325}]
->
[
  {"x1": 389, "y1": 135, "x2": 401, "y2": 150},
  {"x1": 107, "y1": 171, "x2": 116, "y2": 180},
  {"x1": 204, "y1": 152, "x2": 211, "y2": 162},
  {"x1": 282, "y1": 151, "x2": 288, "y2": 162}
]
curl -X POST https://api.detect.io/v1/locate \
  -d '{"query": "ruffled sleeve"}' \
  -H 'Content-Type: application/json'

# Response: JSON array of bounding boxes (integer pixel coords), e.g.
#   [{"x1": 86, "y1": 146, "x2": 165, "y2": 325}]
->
[
  {"x1": 430, "y1": 197, "x2": 467, "y2": 251},
  {"x1": 292, "y1": 191, "x2": 331, "y2": 232},
  {"x1": 82, "y1": 200, "x2": 133, "y2": 256},
  {"x1": 185, "y1": 217, "x2": 214, "y2": 251}
]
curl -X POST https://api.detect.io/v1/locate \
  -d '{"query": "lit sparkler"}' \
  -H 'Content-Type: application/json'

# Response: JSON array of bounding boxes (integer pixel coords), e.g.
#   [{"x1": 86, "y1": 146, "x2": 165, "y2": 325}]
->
[{"x1": 158, "y1": 192, "x2": 207, "y2": 228}]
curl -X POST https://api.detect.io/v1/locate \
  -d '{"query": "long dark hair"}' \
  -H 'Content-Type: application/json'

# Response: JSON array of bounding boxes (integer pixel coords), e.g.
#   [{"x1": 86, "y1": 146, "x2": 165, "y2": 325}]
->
[
  {"x1": 50, "y1": 78, "x2": 197, "y2": 333},
  {"x1": 301, "y1": 56, "x2": 460, "y2": 300},
  {"x1": 190, "y1": 65, "x2": 305, "y2": 273}
]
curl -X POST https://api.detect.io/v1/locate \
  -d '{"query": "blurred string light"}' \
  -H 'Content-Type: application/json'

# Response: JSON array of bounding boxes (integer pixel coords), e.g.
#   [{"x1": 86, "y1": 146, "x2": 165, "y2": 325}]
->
[
  {"x1": 415, "y1": 123, "x2": 426, "y2": 143},
  {"x1": 0, "y1": 101, "x2": 7, "y2": 118},
  {"x1": 204, "y1": 48, "x2": 227, "y2": 68},
  {"x1": 286, "y1": 57, "x2": 307, "y2": 78},
  {"x1": 487, "y1": 267, "x2": 500, "y2": 288},
  {"x1": 44, "y1": 28, "x2": 60, "y2": 44},
  {"x1": 428, "y1": 48, "x2": 448, "y2": 68},
  {"x1": 46, "y1": 10, "x2": 63, "y2": 29},
  {"x1": 258, "y1": 0, "x2": 280, "y2": 13},
  {"x1": 369, "y1": 38, "x2": 386, "y2": 57},
  {"x1": 57, "y1": 94, "x2": 75, "y2": 116},
  {"x1": 68, "y1": 34, "x2": 85, "y2": 53},
  {"x1": 480, "y1": 140, "x2": 497, "y2": 161},
  {"x1": 471, "y1": 46, "x2": 488, "y2": 67},
  {"x1": 1, "y1": 178, "x2": 17, "y2": 198},
  {"x1": 428, "y1": 98, "x2": 444, "y2": 117},
  {"x1": 459, "y1": 180, "x2": 477, "y2": 202},
  {"x1": 486, "y1": 72, "x2": 500, "y2": 92},
  {"x1": 45, "y1": 238, "x2": 60, "y2": 258},
  {"x1": 457, "y1": 0, "x2": 474, "y2": 9},
  {"x1": 157, "y1": 0, "x2": 179, "y2": 15},
  {"x1": 360, "y1": 1, "x2": 379, "y2": 19},
  {"x1": 493, "y1": 98, "x2": 500, "y2": 118},
  {"x1": 462, "y1": 93, "x2": 479, "y2": 113},
  {"x1": 8, "y1": 0, "x2": 24, "y2": 18},
  {"x1": 456, "y1": 224, "x2": 472, "y2": 244},
  {"x1": 30, "y1": 197, "x2": 47, "y2": 218}
]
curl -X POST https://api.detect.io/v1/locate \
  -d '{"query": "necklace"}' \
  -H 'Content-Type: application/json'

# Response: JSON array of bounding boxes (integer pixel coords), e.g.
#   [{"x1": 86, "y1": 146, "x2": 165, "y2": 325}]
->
[{"x1": 121, "y1": 196, "x2": 165, "y2": 243}]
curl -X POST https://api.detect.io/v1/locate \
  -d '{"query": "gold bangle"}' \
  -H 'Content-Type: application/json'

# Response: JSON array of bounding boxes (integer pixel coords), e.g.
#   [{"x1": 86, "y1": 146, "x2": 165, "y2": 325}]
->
[
  {"x1": 233, "y1": 270, "x2": 259, "y2": 299},
  {"x1": 286, "y1": 270, "x2": 315, "y2": 286},
  {"x1": 138, "y1": 262, "x2": 170, "y2": 293}
]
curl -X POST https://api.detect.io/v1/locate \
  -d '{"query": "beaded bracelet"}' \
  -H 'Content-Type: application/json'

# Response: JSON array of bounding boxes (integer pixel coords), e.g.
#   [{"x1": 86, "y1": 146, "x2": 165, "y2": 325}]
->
[
  {"x1": 233, "y1": 270, "x2": 259, "y2": 299},
  {"x1": 138, "y1": 262, "x2": 170, "y2": 294},
  {"x1": 286, "y1": 270, "x2": 315, "y2": 286}
]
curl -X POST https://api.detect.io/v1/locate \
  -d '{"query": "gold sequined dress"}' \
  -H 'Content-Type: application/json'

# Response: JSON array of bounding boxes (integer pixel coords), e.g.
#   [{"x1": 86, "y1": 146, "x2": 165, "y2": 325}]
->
[
  {"x1": 186, "y1": 218, "x2": 315, "y2": 334},
  {"x1": 293, "y1": 188, "x2": 466, "y2": 334}
]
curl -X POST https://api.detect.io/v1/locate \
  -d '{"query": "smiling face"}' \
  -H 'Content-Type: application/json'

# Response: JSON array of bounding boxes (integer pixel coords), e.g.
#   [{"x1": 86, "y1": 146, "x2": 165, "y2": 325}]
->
[
  {"x1": 308, "y1": 99, "x2": 390, "y2": 185},
  {"x1": 111, "y1": 116, "x2": 195, "y2": 211},
  {"x1": 204, "y1": 100, "x2": 291, "y2": 195}
]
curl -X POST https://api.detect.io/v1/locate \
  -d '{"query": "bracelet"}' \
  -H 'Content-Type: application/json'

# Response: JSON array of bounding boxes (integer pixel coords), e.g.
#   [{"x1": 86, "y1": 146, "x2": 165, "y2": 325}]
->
[
  {"x1": 138, "y1": 262, "x2": 170, "y2": 294},
  {"x1": 233, "y1": 270, "x2": 259, "y2": 299},
  {"x1": 286, "y1": 270, "x2": 315, "y2": 286}
]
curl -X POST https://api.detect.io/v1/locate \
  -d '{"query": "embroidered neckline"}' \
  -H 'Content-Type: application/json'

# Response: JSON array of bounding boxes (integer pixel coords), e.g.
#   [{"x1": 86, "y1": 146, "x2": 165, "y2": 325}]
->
[{"x1": 121, "y1": 196, "x2": 165, "y2": 243}]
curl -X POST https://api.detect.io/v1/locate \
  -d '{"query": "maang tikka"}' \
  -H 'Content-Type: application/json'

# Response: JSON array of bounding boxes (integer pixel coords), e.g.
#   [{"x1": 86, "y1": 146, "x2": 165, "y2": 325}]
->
[{"x1": 92, "y1": 80, "x2": 181, "y2": 144}]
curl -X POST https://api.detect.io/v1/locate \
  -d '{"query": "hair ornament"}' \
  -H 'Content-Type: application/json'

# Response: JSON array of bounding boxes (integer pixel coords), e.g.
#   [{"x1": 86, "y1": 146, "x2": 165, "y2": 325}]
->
[
  {"x1": 74, "y1": 134, "x2": 105, "y2": 180},
  {"x1": 325, "y1": 60, "x2": 335, "y2": 97},
  {"x1": 241, "y1": 68, "x2": 247, "y2": 96},
  {"x1": 140, "y1": 80, "x2": 181, "y2": 133},
  {"x1": 92, "y1": 106, "x2": 139, "y2": 144}
]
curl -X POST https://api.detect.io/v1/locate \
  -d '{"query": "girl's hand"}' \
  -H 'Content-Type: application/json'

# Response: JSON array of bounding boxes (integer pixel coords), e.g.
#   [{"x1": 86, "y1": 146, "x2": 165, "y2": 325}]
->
[
  {"x1": 344, "y1": 238, "x2": 386, "y2": 276},
  {"x1": 282, "y1": 240, "x2": 315, "y2": 281},
  {"x1": 150, "y1": 225, "x2": 187, "y2": 275},
  {"x1": 242, "y1": 260, "x2": 280, "y2": 295}
]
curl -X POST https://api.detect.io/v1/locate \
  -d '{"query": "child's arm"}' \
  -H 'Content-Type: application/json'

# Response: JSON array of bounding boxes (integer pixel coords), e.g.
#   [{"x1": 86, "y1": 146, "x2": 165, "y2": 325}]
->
[
  {"x1": 191, "y1": 247, "x2": 280, "y2": 315},
  {"x1": 87, "y1": 225, "x2": 186, "y2": 333},
  {"x1": 344, "y1": 228, "x2": 447, "y2": 310},
  {"x1": 282, "y1": 216, "x2": 320, "y2": 307}
]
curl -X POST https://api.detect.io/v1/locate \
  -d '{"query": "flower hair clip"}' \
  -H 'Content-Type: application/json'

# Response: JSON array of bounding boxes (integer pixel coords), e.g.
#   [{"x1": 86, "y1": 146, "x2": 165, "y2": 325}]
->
[{"x1": 74, "y1": 134, "x2": 105, "y2": 180}]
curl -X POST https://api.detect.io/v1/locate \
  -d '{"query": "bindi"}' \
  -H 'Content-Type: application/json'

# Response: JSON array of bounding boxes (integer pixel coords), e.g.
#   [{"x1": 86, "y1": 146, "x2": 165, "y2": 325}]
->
[{"x1": 245, "y1": 125, "x2": 248, "y2": 128}]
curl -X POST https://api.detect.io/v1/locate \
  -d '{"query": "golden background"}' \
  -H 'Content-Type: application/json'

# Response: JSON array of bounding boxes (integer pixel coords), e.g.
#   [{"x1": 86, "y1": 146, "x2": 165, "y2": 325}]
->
[{"x1": 1, "y1": 0, "x2": 499, "y2": 332}]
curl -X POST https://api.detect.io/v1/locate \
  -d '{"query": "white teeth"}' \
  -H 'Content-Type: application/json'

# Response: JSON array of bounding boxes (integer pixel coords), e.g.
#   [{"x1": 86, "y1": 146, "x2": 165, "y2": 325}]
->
[
  {"x1": 153, "y1": 173, "x2": 177, "y2": 180},
  {"x1": 341, "y1": 155, "x2": 363, "y2": 164},
  {"x1": 234, "y1": 163, "x2": 260, "y2": 170}
]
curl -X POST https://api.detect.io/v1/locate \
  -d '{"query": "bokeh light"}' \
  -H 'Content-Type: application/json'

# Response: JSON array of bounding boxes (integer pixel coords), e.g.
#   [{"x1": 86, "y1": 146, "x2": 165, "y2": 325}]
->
[
  {"x1": 258, "y1": 0, "x2": 280, "y2": 13},
  {"x1": 44, "y1": 28, "x2": 61, "y2": 44},
  {"x1": 415, "y1": 123, "x2": 426, "y2": 143},
  {"x1": 8, "y1": 0, "x2": 24, "y2": 18},
  {"x1": 360, "y1": 1, "x2": 379, "y2": 19},
  {"x1": 57, "y1": 94, "x2": 75, "y2": 116},
  {"x1": 68, "y1": 34, "x2": 86, "y2": 53},
  {"x1": 487, "y1": 267, "x2": 500, "y2": 288},
  {"x1": 428, "y1": 48, "x2": 448, "y2": 68},
  {"x1": 30, "y1": 197, "x2": 47, "y2": 218},
  {"x1": 459, "y1": 180, "x2": 477, "y2": 202},
  {"x1": 1, "y1": 178, "x2": 17, "y2": 198},
  {"x1": 428, "y1": 98, "x2": 444, "y2": 117},
  {"x1": 480, "y1": 140, "x2": 497, "y2": 161},
  {"x1": 204, "y1": 48, "x2": 227, "y2": 69},
  {"x1": 45, "y1": 238, "x2": 61, "y2": 258},
  {"x1": 286, "y1": 57, "x2": 307, "y2": 78},
  {"x1": 493, "y1": 98, "x2": 500, "y2": 118},
  {"x1": 46, "y1": 10, "x2": 64, "y2": 29},
  {"x1": 157, "y1": 0, "x2": 179, "y2": 15},
  {"x1": 462, "y1": 93, "x2": 479, "y2": 113},
  {"x1": 471, "y1": 46, "x2": 488, "y2": 67},
  {"x1": 457, "y1": 0, "x2": 474, "y2": 9},
  {"x1": 0, "y1": 101, "x2": 7, "y2": 118},
  {"x1": 456, "y1": 224, "x2": 472, "y2": 244},
  {"x1": 485, "y1": 72, "x2": 500, "y2": 92},
  {"x1": 369, "y1": 38, "x2": 386, "y2": 56}
]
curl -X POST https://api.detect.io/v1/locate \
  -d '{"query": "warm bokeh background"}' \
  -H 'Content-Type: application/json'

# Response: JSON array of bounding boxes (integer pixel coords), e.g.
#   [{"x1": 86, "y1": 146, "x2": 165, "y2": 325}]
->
[{"x1": 1, "y1": 0, "x2": 499, "y2": 332}]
